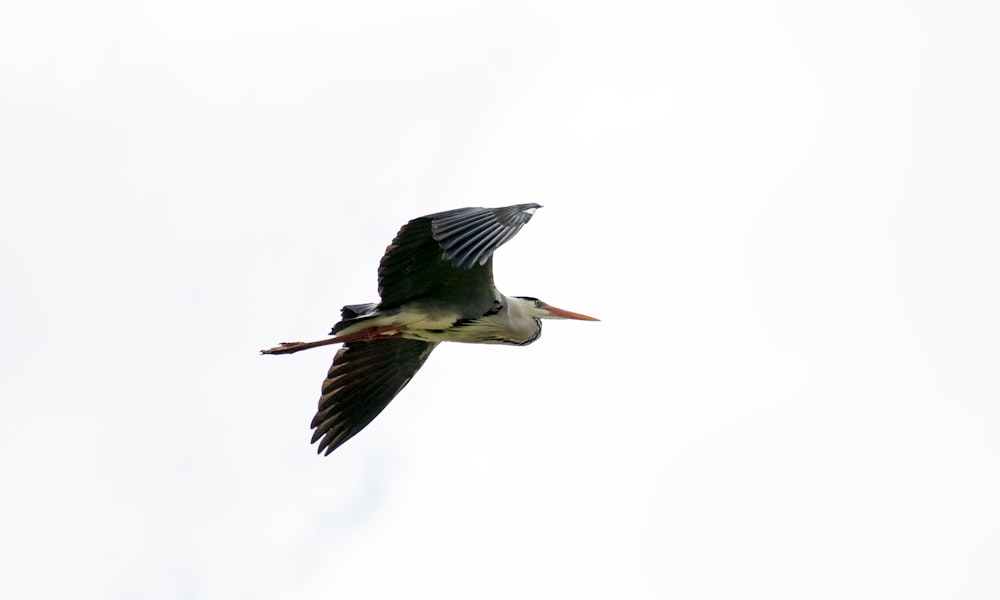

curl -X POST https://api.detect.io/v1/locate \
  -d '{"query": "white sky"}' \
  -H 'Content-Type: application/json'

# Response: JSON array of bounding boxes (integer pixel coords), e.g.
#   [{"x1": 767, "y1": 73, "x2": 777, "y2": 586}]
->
[{"x1": 2, "y1": 1, "x2": 998, "y2": 598}]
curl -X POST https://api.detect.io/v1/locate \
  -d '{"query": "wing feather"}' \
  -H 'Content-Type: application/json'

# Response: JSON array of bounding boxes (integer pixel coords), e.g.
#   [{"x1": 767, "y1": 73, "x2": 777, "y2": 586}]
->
[
  {"x1": 432, "y1": 203, "x2": 540, "y2": 269},
  {"x1": 310, "y1": 339, "x2": 439, "y2": 455}
]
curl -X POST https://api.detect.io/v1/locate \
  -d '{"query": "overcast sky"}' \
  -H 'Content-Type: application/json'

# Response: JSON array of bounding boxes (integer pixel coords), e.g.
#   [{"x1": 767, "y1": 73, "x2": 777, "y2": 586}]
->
[{"x1": 2, "y1": 1, "x2": 998, "y2": 598}]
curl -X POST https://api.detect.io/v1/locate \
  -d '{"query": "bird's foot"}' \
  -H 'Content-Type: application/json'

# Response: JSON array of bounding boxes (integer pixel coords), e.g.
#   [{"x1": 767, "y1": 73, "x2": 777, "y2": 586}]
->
[{"x1": 261, "y1": 341, "x2": 312, "y2": 355}]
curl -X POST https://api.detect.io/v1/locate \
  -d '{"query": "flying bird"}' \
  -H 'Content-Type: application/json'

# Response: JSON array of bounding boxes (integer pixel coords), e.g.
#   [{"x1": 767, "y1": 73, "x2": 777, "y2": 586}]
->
[{"x1": 262, "y1": 204, "x2": 598, "y2": 454}]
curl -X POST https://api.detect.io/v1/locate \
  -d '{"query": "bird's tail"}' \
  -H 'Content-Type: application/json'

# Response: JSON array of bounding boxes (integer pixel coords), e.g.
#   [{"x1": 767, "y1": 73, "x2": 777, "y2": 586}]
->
[
  {"x1": 331, "y1": 303, "x2": 385, "y2": 335},
  {"x1": 339, "y1": 303, "x2": 378, "y2": 320}
]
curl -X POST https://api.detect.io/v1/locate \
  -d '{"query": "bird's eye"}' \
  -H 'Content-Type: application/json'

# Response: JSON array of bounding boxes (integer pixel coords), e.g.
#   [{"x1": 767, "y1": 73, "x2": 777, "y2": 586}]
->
[{"x1": 534, "y1": 300, "x2": 543, "y2": 308}]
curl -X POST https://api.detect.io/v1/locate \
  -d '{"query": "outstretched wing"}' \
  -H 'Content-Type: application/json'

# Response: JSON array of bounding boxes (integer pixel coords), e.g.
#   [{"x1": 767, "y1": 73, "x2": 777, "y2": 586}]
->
[
  {"x1": 310, "y1": 338, "x2": 439, "y2": 455},
  {"x1": 377, "y1": 203, "x2": 541, "y2": 311}
]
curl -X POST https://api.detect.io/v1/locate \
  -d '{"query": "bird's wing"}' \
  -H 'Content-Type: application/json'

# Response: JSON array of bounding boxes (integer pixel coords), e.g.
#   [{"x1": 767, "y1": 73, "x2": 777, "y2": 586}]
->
[
  {"x1": 310, "y1": 338, "x2": 439, "y2": 455},
  {"x1": 377, "y1": 203, "x2": 541, "y2": 310}
]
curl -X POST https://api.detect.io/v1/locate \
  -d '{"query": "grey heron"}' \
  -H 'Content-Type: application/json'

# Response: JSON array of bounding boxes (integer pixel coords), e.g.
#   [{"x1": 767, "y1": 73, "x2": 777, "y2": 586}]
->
[{"x1": 262, "y1": 203, "x2": 598, "y2": 455}]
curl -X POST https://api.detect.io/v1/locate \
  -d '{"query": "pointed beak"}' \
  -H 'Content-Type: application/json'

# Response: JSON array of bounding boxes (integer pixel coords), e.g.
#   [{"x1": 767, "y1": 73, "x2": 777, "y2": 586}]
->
[{"x1": 542, "y1": 303, "x2": 600, "y2": 321}]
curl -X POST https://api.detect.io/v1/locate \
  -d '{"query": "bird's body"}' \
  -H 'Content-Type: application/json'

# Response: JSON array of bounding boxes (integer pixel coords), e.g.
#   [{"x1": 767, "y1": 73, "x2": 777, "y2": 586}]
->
[
  {"x1": 263, "y1": 204, "x2": 597, "y2": 454},
  {"x1": 330, "y1": 294, "x2": 546, "y2": 345}
]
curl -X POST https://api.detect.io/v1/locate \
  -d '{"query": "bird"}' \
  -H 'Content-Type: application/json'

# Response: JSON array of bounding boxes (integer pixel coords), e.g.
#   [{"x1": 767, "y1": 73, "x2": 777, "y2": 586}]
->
[{"x1": 262, "y1": 203, "x2": 598, "y2": 455}]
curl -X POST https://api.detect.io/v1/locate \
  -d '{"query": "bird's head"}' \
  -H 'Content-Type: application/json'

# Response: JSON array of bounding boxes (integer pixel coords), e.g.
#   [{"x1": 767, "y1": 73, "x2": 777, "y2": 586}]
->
[{"x1": 511, "y1": 296, "x2": 600, "y2": 321}]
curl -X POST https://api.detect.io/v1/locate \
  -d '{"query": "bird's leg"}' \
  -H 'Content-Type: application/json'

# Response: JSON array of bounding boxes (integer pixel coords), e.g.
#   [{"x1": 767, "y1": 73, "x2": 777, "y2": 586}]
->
[
  {"x1": 261, "y1": 325, "x2": 407, "y2": 355},
  {"x1": 326, "y1": 325, "x2": 408, "y2": 344}
]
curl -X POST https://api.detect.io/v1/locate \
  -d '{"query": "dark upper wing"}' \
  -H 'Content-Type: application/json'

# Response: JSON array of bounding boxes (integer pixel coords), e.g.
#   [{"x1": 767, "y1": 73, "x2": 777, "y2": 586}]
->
[
  {"x1": 431, "y1": 203, "x2": 541, "y2": 269},
  {"x1": 310, "y1": 338, "x2": 439, "y2": 455},
  {"x1": 377, "y1": 204, "x2": 541, "y2": 310}
]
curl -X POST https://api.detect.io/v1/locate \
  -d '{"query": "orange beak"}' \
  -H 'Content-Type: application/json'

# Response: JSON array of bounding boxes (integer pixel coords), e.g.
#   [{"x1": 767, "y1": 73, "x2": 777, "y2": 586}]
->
[{"x1": 541, "y1": 303, "x2": 600, "y2": 321}]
